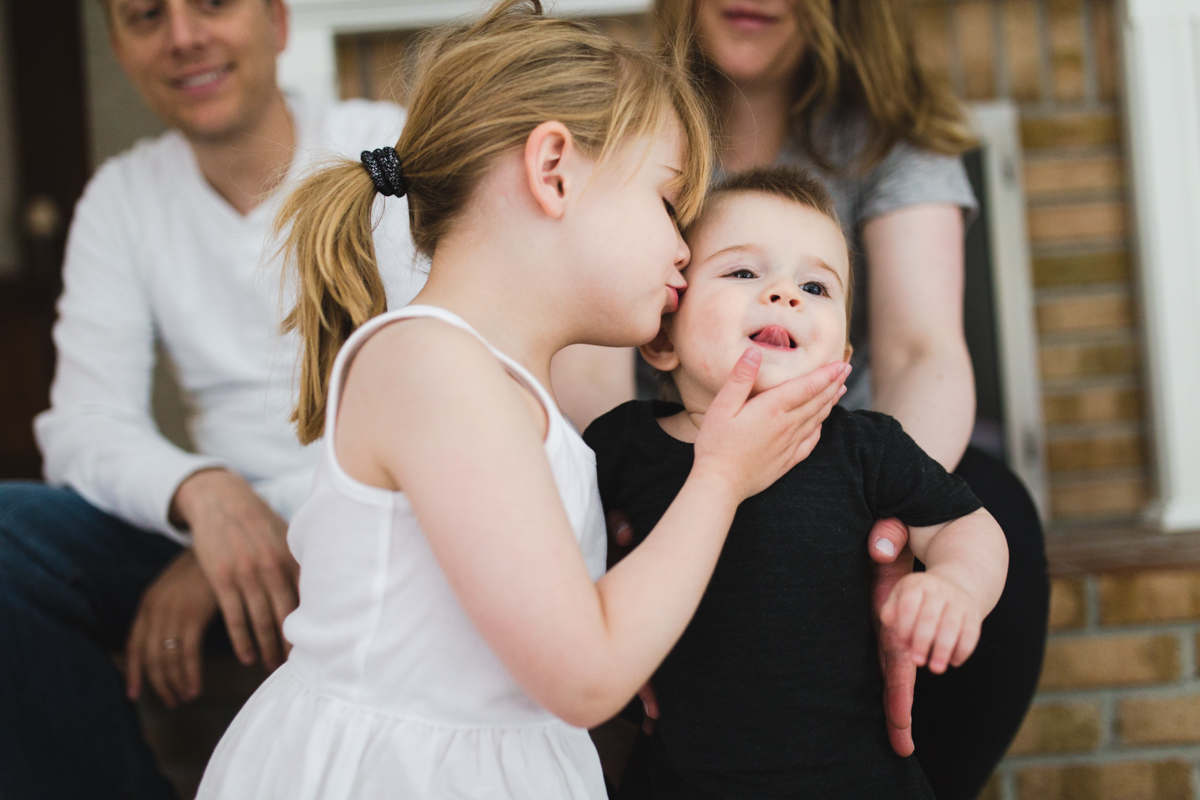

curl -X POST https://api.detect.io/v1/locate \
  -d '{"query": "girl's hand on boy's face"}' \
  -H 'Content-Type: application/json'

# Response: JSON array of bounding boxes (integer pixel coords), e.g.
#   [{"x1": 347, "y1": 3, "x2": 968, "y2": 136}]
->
[
  {"x1": 693, "y1": 350, "x2": 849, "y2": 501},
  {"x1": 878, "y1": 571, "x2": 984, "y2": 675}
]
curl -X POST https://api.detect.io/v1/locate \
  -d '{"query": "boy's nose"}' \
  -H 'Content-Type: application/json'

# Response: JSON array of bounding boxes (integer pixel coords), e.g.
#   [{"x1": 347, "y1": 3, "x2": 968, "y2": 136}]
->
[
  {"x1": 770, "y1": 293, "x2": 801, "y2": 308},
  {"x1": 765, "y1": 281, "x2": 802, "y2": 308}
]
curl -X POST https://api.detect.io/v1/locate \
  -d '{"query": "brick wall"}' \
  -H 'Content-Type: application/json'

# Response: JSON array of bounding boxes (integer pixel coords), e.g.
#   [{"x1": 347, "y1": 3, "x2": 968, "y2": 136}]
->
[
  {"x1": 981, "y1": 570, "x2": 1200, "y2": 800},
  {"x1": 909, "y1": 0, "x2": 1147, "y2": 527}
]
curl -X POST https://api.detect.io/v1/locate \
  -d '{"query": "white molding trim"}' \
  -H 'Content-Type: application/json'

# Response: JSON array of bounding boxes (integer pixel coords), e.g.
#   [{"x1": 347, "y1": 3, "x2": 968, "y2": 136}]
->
[
  {"x1": 971, "y1": 101, "x2": 1050, "y2": 521},
  {"x1": 279, "y1": 0, "x2": 652, "y2": 107},
  {"x1": 279, "y1": 24, "x2": 339, "y2": 105},
  {"x1": 1121, "y1": 0, "x2": 1200, "y2": 530},
  {"x1": 286, "y1": 0, "x2": 650, "y2": 32}
]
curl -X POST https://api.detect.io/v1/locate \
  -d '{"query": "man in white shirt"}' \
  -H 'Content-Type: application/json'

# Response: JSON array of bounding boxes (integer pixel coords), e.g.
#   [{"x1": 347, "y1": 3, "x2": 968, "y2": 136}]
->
[{"x1": 0, "y1": 1, "x2": 420, "y2": 796}]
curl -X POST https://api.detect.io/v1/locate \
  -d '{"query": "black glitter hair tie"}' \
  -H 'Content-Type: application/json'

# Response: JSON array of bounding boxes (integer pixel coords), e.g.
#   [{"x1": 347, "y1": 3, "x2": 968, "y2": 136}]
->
[{"x1": 360, "y1": 147, "x2": 407, "y2": 198}]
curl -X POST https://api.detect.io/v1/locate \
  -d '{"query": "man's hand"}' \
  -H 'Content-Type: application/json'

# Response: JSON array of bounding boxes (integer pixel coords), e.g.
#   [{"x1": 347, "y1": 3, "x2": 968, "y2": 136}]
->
[
  {"x1": 170, "y1": 468, "x2": 299, "y2": 669},
  {"x1": 126, "y1": 548, "x2": 218, "y2": 708},
  {"x1": 869, "y1": 517, "x2": 916, "y2": 757}
]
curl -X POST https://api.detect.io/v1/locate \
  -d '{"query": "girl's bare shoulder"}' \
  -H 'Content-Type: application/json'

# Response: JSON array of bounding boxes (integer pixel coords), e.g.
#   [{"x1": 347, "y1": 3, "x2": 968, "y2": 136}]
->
[{"x1": 342, "y1": 317, "x2": 545, "y2": 439}]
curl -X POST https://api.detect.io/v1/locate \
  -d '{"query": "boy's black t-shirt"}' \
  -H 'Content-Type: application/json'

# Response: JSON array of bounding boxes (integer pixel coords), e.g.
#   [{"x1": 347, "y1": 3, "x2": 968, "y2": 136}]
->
[{"x1": 584, "y1": 401, "x2": 983, "y2": 800}]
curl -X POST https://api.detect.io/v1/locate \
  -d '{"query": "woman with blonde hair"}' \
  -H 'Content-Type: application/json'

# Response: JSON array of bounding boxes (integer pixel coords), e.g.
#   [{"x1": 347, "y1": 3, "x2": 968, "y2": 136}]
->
[
  {"x1": 195, "y1": 1, "x2": 848, "y2": 797},
  {"x1": 626, "y1": 2, "x2": 1050, "y2": 798}
]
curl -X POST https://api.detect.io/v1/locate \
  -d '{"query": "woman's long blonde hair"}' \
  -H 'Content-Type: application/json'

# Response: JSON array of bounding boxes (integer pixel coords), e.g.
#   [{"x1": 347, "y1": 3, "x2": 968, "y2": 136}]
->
[
  {"x1": 653, "y1": 0, "x2": 975, "y2": 173},
  {"x1": 279, "y1": 0, "x2": 712, "y2": 444}
]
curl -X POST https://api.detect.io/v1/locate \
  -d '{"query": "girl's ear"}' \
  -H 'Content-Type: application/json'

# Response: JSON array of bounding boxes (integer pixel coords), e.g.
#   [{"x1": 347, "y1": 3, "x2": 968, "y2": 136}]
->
[
  {"x1": 639, "y1": 325, "x2": 681, "y2": 372},
  {"x1": 524, "y1": 121, "x2": 574, "y2": 219}
]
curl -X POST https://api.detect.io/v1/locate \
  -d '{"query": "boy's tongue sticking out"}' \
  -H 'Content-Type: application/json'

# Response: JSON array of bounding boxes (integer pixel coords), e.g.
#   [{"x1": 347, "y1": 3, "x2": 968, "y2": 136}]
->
[{"x1": 751, "y1": 325, "x2": 795, "y2": 350}]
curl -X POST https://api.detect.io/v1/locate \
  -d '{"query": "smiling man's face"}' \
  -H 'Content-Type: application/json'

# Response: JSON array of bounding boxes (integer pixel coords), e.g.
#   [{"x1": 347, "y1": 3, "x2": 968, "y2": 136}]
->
[
  {"x1": 662, "y1": 191, "x2": 851, "y2": 403},
  {"x1": 107, "y1": 0, "x2": 287, "y2": 142}
]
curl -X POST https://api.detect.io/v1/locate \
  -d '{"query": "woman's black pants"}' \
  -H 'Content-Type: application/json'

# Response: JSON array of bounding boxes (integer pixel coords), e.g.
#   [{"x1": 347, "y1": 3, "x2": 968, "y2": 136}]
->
[{"x1": 912, "y1": 445, "x2": 1050, "y2": 800}]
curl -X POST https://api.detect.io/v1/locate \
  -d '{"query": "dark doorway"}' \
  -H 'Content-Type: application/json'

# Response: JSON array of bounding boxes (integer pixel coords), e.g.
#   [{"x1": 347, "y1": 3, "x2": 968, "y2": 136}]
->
[{"x1": 0, "y1": 0, "x2": 91, "y2": 478}]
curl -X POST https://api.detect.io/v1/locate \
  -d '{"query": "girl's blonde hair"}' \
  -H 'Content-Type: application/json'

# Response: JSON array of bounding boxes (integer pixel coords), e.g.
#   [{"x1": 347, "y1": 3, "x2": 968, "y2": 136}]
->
[
  {"x1": 653, "y1": 0, "x2": 976, "y2": 173},
  {"x1": 280, "y1": 0, "x2": 713, "y2": 444}
]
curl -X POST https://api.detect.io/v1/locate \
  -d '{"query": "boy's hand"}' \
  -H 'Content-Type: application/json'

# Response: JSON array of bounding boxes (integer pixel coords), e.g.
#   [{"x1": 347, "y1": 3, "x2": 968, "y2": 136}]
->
[{"x1": 879, "y1": 571, "x2": 984, "y2": 675}]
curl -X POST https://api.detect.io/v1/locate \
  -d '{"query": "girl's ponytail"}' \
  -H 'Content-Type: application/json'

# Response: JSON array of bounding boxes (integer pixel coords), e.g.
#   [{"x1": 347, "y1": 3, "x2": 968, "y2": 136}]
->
[
  {"x1": 280, "y1": 0, "x2": 712, "y2": 445},
  {"x1": 279, "y1": 160, "x2": 387, "y2": 445}
]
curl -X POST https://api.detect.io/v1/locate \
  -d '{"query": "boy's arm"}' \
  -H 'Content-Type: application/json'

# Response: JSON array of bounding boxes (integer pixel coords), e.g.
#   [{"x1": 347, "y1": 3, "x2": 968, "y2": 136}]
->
[
  {"x1": 908, "y1": 509, "x2": 1008, "y2": 616},
  {"x1": 880, "y1": 508, "x2": 1008, "y2": 674}
]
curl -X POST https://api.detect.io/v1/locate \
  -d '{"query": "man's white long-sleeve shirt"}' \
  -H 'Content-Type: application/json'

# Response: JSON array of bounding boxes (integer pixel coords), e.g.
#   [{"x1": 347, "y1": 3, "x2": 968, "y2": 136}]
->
[{"x1": 35, "y1": 96, "x2": 424, "y2": 542}]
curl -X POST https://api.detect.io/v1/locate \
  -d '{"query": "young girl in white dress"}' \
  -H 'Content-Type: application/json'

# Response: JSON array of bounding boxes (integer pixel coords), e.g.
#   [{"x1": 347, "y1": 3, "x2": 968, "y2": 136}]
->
[{"x1": 197, "y1": 2, "x2": 849, "y2": 797}]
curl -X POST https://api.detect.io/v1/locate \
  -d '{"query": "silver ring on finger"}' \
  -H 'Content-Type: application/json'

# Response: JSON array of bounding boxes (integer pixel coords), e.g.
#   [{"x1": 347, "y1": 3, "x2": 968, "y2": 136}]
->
[{"x1": 162, "y1": 637, "x2": 181, "y2": 651}]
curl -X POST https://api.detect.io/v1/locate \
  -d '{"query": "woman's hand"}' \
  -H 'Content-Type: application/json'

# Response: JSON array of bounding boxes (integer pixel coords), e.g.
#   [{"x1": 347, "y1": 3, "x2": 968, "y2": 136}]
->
[
  {"x1": 869, "y1": 518, "x2": 917, "y2": 757},
  {"x1": 693, "y1": 350, "x2": 849, "y2": 501}
]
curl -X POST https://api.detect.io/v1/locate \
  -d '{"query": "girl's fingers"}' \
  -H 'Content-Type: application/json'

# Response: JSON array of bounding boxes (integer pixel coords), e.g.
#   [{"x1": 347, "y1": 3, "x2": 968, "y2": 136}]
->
[
  {"x1": 707, "y1": 348, "x2": 762, "y2": 419},
  {"x1": 793, "y1": 424, "x2": 823, "y2": 463},
  {"x1": 927, "y1": 611, "x2": 963, "y2": 674},
  {"x1": 908, "y1": 599, "x2": 945, "y2": 667},
  {"x1": 771, "y1": 361, "x2": 849, "y2": 413}
]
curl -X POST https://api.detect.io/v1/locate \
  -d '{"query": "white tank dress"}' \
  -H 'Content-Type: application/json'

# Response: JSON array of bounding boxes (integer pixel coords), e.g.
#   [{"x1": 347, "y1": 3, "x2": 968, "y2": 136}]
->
[{"x1": 197, "y1": 305, "x2": 609, "y2": 800}]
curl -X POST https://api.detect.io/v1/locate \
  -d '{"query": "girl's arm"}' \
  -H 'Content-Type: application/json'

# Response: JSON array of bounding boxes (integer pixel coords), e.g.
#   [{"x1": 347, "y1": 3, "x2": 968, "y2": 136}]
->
[
  {"x1": 338, "y1": 321, "x2": 846, "y2": 729},
  {"x1": 878, "y1": 508, "x2": 1008, "y2": 675},
  {"x1": 864, "y1": 205, "x2": 974, "y2": 471}
]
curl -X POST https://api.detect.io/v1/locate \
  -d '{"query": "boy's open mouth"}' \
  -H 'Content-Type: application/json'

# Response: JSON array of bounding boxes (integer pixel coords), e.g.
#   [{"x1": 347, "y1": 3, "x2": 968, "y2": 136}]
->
[{"x1": 750, "y1": 325, "x2": 796, "y2": 350}]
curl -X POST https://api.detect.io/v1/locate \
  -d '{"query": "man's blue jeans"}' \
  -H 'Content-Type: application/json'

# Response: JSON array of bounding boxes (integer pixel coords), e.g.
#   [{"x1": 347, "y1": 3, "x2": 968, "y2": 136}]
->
[{"x1": 0, "y1": 481, "x2": 184, "y2": 800}]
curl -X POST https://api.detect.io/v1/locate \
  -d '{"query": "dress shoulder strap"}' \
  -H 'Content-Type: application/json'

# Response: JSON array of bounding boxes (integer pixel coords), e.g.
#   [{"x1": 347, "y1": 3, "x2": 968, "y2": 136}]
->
[{"x1": 323, "y1": 304, "x2": 563, "y2": 448}]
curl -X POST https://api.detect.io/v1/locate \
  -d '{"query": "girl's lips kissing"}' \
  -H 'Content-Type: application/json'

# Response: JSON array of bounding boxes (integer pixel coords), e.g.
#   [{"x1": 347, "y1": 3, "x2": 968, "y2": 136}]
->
[{"x1": 665, "y1": 285, "x2": 686, "y2": 313}]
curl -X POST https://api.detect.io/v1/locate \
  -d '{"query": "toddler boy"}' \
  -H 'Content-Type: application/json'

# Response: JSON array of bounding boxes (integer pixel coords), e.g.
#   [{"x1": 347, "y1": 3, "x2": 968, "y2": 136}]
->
[{"x1": 584, "y1": 168, "x2": 1008, "y2": 799}]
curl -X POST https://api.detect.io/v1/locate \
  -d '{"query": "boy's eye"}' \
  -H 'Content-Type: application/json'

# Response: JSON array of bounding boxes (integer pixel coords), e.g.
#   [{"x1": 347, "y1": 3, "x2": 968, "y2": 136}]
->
[
  {"x1": 801, "y1": 281, "x2": 827, "y2": 296},
  {"x1": 727, "y1": 268, "x2": 757, "y2": 279}
]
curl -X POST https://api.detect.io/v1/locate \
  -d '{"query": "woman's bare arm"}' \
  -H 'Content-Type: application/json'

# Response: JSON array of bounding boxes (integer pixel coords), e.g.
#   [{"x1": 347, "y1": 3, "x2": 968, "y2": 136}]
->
[{"x1": 864, "y1": 204, "x2": 974, "y2": 471}]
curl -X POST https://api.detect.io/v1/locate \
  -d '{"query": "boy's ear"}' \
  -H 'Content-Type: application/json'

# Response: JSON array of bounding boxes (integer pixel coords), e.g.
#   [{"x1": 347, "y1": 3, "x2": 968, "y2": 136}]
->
[
  {"x1": 524, "y1": 121, "x2": 574, "y2": 220},
  {"x1": 640, "y1": 324, "x2": 680, "y2": 372}
]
